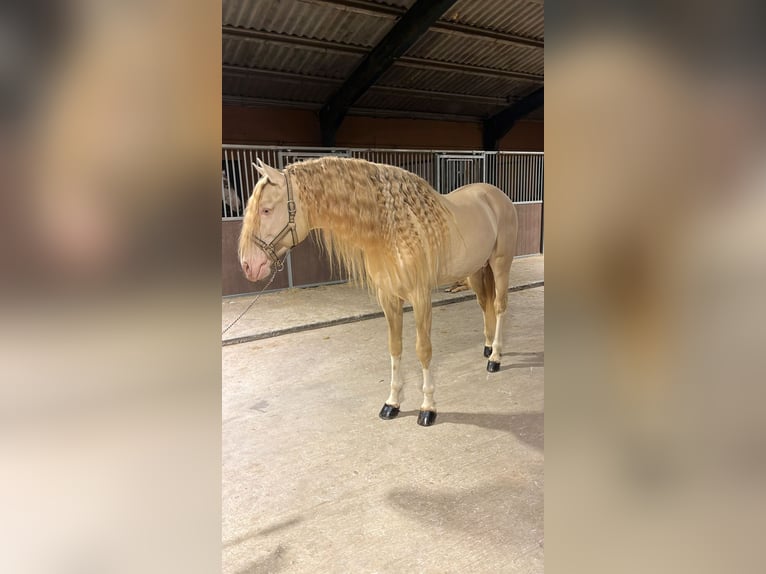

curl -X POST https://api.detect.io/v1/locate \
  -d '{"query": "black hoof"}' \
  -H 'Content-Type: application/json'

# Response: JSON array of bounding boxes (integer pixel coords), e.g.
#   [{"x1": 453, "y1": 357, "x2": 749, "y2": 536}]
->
[
  {"x1": 483, "y1": 346, "x2": 492, "y2": 358},
  {"x1": 417, "y1": 410, "x2": 437, "y2": 426},
  {"x1": 487, "y1": 360, "x2": 500, "y2": 373},
  {"x1": 379, "y1": 404, "x2": 400, "y2": 420}
]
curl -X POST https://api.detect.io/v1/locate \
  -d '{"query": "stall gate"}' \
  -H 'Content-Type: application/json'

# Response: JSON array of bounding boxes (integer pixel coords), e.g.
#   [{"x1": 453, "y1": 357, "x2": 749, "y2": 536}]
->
[{"x1": 222, "y1": 146, "x2": 543, "y2": 296}]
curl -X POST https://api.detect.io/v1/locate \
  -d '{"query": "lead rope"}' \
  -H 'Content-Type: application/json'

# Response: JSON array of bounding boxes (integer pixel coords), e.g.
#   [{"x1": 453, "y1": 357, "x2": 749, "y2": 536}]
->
[{"x1": 221, "y1": 253, "x2": 288, "y2": 336}]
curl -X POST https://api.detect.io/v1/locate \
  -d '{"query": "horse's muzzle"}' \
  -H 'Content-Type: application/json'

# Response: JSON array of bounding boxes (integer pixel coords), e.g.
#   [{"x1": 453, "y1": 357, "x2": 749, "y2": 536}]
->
[{"x1": 241, "y1": 258, "x2": 270, "y2": 282}]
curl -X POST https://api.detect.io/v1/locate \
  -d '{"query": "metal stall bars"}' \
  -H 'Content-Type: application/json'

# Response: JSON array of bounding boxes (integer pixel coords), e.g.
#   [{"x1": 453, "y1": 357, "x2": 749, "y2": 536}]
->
[
  {"x1": 496, "y1": 151, "x2": 544, "y2": 204},
  {"x1": 222, "y1": 146, "x2": 544, "y2": 213},
  {"x1": 221, "y1": 146, "x2": 281, "y2": 220}
]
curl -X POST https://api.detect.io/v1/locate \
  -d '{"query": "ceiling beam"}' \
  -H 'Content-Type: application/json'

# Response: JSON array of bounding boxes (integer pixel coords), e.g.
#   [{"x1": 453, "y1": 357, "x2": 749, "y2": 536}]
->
[
  {"x1": 397, "y1": 57, "x2": 542, "y2": 83},
  {"x1": 296, "y1": 0, "x2": 544, "y2": 49},
  {"x1": 222, "y1": 25, "x2": 362, "y2": 56},
  {"x1": 482, "y1": 87, "x2": 543, "y2": 150},
  {"x1": 223, "y1": 64, "x2": 513, "y2": 106},
  {"x1": 318, "y1": 0, "x2": 459, "y2": 145},
  {"x1": 222, "y1": 26, "x2": 543, "y2": 83},
  {"x1": 222, "y1": 94, "x2": 484, "y2": 123}
]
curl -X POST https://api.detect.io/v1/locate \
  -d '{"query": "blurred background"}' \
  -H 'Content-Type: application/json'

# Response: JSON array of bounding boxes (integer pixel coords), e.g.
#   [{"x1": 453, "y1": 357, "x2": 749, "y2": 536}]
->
[
  {"x1": 0, "y1": 1, "x2": 221, "y2": 572},
  {"x1": 546, "y1": 1, "x2": 766, "y2": 572}
]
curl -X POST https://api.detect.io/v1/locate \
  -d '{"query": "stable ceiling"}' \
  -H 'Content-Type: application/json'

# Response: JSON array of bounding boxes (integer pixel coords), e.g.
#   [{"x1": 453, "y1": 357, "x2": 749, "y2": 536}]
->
[{"x1": 222, "y1": 0, "x2": 544, "y2": 145}]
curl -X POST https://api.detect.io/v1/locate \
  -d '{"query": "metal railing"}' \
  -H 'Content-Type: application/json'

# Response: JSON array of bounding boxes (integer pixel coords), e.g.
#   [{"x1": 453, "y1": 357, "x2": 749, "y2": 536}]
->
[{"x1": 222, "y1": 146, "x2": 543, "y2": 220}]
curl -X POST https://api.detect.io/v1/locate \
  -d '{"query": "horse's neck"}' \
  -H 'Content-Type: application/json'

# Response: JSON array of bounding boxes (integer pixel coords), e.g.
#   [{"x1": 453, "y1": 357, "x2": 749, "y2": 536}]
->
[{"x1": 297, "y1": 182, "x2": 370, "y2": 245}]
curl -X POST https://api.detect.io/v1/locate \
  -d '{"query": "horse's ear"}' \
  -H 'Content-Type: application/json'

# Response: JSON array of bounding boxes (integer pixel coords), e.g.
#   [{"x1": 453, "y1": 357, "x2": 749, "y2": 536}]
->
[{"x1": 253, "y1": 159, "x2": 284, "y2": 184}]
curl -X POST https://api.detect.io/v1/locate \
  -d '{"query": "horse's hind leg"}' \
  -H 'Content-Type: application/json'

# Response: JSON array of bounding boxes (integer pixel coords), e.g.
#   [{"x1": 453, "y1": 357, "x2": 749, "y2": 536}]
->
[
  {"x1": 412, "y1": 296, "x2": 436, "y2": 426},
  {"x1": 486, "y1": 255, "x2": 513, "y2": 372},
  {"x1": 467, "y1": 266, "x2": 497, "y2": 359},
  {"x1": 378, "y1": 293, "x2": 404, "y2": 420}
]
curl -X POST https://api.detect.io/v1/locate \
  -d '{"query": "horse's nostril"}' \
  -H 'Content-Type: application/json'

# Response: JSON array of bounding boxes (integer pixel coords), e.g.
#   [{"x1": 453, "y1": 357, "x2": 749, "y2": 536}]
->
[{"x1": 242, "y1": 261, "x2": 250, "y2": 274}]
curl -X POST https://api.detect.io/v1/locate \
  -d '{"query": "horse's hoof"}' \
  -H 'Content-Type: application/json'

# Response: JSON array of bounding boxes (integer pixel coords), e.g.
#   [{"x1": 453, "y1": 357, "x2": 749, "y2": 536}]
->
[
  {"x1": 487, "y1": 361, "x2": 501, "y2": 373},
  {"x1": 379, "y1": 404, "x2": 400, "y2": 420},
  {"x1": 417, "y1": 410, "x2": 437, "y2": 426},
  {"x1": 483, "y1": 346, "x2": 492, "y2": 358}
]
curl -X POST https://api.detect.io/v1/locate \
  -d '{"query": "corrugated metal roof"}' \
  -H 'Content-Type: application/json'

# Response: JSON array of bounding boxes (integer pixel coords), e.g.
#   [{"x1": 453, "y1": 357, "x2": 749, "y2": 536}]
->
[
  {"x1": 223, "y1": 0, "x2": 392, "y2": 47},
  {"x1": 378, "y1": 66, "x2": 535, "y2": 102},
  {"x1": 444, "y1": 0, "x2": 544, "y2": 40},
  {"x1": 222, "y1": 0, "x2": 544, "y2": 121},
  {"x1": 223, "y1": 37, "x2": 361, "y2": 78},
  {"x1": 405, "y1": 30, "x2": 543, "y2": 75}
]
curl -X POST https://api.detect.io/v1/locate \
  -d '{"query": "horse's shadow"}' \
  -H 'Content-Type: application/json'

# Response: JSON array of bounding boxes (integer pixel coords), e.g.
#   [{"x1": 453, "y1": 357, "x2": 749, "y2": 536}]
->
[
  {"x1": 397, "y1": 410, "x2": 543, "y2": 450},
  {"x1": 499, "y1": 351, "x2": 544, "y2": 370},
  {"x1": 385, "y1": 478, "x2": 543, "y2": 549}
]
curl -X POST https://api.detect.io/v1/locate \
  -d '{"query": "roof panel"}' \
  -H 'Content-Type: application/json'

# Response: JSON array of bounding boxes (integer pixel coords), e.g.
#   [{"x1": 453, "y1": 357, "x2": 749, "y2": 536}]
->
[
  {"x1": 379, "y1": 65, "x2": 537, "y2": 101},
  {"x1": 223, "y1": 37, "x2": 362, "y2": 78},
  {"x1": 222, "y1": 0, "x2": 544, "y2": 122},
  {"x1": 445, "y1": 0, "x2": 544, "y2": 41},
  {"x1": 405, "y1": 30, "x2": 543, "y2": 75},
  {"x1": 223, "y1": 0, "x2": 393, "y2": 47}
]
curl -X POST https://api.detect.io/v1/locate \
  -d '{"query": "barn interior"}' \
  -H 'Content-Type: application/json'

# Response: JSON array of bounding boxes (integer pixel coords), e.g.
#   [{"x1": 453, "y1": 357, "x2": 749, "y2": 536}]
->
[{"x1": 221, "y1": 1, "x2": 544, "y2": 572}]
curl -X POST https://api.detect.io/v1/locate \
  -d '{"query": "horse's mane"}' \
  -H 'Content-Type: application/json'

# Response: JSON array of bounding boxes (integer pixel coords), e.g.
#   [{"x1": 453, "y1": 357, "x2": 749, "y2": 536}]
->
[{"x1": 288, "y1": 157, "x2": 450, "y2": 296}]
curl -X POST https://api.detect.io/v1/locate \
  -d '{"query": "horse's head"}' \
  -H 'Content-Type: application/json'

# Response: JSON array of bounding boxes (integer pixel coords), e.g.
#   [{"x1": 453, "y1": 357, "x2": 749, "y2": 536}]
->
[{"x1": 238, "y1": 159, "x2": 300, "y2": 282}]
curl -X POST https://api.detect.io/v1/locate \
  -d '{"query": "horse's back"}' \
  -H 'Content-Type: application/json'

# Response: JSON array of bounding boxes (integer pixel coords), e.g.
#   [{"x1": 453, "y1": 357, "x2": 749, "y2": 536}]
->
[{"x1": 443, "y1": 183, "x2": 517, "y2": 228}]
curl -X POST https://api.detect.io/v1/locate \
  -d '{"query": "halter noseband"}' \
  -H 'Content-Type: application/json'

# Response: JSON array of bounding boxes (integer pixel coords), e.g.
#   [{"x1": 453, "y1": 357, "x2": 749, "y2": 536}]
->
[{"x1": 251, "y1": 170, "x2": 298, "y2": 272}]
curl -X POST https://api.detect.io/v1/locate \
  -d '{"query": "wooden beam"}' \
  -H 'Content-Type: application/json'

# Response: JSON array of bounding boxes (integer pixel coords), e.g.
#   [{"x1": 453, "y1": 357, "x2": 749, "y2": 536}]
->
[
  {"x1": 482, "y1": 87, "x2": 543, "y2": 150},
  {"x1": 318, "y1": 0, "x2": 458, "y2": 146}
]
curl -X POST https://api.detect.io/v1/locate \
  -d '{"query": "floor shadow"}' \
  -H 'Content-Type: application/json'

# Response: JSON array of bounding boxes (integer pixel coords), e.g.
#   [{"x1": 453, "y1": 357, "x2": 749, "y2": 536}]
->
[
  {"x1": 234, "y1": 545, "x2": 287, "y2": 574},
  {"x1": 396, "y1": 410, "x2": 543, "y2": 451},
  {"x1": 501, "y1": 351, "x2": 544, "y2": 370},
  {"x1": 386, "y1": 479, "x2": 543, "y2": 551},
  {"x1": 224, "y1": 517, "x2": 303, "y2": 549}
]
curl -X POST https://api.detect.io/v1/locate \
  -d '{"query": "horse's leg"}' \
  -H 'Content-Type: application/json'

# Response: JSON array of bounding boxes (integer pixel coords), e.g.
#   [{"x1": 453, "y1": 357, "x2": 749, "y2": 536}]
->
[
  {"x1": 467, "y1": 266, "x2": 497, "y2": 359},
  {"x1": 412, "y1": 296, "x2": 436, "y2": 426},
  {"x1": 378, "y1": 293, "x2": 404, "y2": 420},
  {"x1": 486, "y1": 256, "x2": 512, "y2": 372}
]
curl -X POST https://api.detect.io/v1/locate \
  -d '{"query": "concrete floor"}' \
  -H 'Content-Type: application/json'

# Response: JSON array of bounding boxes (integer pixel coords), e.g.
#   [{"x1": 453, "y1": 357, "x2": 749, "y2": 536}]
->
[{"x1": 223, "y1": 256, "x2": 543, "y2": 574}]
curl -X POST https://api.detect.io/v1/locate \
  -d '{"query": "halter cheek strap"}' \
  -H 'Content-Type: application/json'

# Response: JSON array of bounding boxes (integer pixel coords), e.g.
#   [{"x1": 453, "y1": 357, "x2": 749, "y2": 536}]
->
[{"x1": 251, "y1": 171, "x2": 298, "y2": 271}]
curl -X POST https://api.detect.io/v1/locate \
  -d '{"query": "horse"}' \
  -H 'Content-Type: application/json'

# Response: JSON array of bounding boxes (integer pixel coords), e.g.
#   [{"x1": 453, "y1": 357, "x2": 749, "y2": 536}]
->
[
  {"x1": 222, "y1": 170, "x2": 242, "y2": 217},
  {"x1": 238, "y1": 157, "x2": 518, "y2": 426}
]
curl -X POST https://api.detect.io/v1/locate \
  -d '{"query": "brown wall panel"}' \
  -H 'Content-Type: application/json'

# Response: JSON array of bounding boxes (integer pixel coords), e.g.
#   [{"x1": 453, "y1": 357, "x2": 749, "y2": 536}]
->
[
  {"x1": 514, "y1": 203, "x2": 543, "y2": 256},
  {"x1": 337, "y1": 116, "x2": 482, "y2": 149},
  {"x1": 222, "y1": 106, "x2": 543, "y2": 151},
  {"x1": 498, "y1": 120, "x2": 544, "y2": 151},
  {"x1": 289, "y1": 231, "x2": 345, "y2": 287},
  {"x1": 222, "y1": 107, "x2": 319, "y2": 146}
]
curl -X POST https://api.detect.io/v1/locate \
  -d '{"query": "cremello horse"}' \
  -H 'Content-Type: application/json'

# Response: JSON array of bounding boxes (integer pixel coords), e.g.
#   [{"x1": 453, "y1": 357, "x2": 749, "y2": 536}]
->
[{"x1": 239, "y1": 157, "x2": 517, "y2": 426}]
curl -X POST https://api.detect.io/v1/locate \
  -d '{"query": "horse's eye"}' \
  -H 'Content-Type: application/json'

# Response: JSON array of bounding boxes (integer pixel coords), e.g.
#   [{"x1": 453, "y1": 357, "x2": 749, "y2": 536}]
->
[{"x1": 262, "y1": 208, "x2": 271, "y2": 215}]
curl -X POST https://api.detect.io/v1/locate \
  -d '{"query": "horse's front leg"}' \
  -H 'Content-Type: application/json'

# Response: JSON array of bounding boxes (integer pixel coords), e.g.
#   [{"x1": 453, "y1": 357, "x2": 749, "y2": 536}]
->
[
  {"x1": 412, "y1": 297, "x2": 436, "y2": 426},
  {"x1": 378, "y1": 294, "x2": 404, "y2": 420}
]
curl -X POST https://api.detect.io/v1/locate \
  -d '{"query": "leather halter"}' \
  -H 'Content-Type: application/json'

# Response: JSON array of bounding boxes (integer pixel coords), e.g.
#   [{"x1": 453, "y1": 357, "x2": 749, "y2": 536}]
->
[{"x1": 251, "y1": 171, "x2": 298, "y2": 271}]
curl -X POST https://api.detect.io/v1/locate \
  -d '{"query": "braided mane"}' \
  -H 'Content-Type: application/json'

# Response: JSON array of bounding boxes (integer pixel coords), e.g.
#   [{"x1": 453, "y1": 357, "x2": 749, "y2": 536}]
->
[{"x1": 288, "y1": 157, "x2": 450, "y2": 296}]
